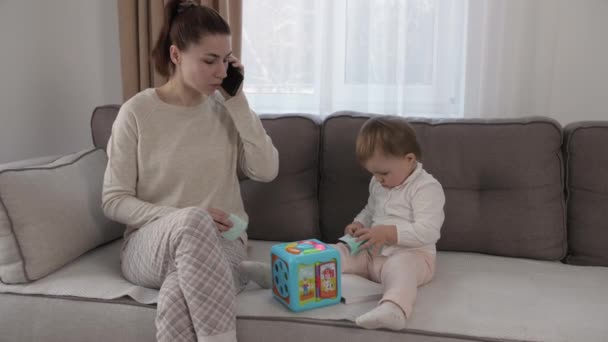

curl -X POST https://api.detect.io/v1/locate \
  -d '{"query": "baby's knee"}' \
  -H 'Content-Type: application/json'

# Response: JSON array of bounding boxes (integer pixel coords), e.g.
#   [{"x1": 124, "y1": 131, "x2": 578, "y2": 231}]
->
[
  {"x1": 387, "y1": 252, "x2": 433, "y2": 283},
  {"x1": 385, "y1": 252, "x2": 418, "y2": 272}
]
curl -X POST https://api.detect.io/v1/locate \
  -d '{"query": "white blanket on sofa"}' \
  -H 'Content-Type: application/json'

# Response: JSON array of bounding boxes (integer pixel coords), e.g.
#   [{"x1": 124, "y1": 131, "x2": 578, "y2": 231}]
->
[{"x1": 2, "y1": 239, "x2": 608, "y2": 342}]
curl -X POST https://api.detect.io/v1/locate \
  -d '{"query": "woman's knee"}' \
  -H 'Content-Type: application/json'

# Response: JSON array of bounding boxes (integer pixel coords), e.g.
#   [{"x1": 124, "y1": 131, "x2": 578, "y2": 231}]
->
[
  {"x1": 165, "y1": 207, "x2": 218, "y2": 243},
  {"x1": 178, "y1": 207, "x2": 216, "y2": 229}
]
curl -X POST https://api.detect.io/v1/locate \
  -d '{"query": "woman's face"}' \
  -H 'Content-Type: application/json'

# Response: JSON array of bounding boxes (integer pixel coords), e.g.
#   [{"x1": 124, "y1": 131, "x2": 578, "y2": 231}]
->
[{"x1": 172, "y1": 34, "x2": 232, "y2": 95}]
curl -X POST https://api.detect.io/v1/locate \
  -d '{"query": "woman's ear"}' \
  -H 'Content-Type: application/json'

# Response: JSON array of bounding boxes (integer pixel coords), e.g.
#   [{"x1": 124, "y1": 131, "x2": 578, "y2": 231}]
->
[{"x1": 169, "y1": 45, "x2": 181, "y2": 65}]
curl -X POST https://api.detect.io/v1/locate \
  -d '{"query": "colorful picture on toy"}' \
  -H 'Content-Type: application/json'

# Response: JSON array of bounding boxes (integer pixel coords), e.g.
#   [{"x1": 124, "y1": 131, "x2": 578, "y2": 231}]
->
[
  {"x1": 317, "y1": 260, "x2": 338, "y2": 299},
  {"x1": 298, "y1": 264, "x2": 316, "y2": 303}
]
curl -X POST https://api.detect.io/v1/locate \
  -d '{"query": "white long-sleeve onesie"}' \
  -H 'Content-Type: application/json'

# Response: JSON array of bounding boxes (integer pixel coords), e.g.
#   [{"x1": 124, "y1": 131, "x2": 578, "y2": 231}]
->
[{"x1": 354, "y1": 162, "x2": 446, "y2": 256}]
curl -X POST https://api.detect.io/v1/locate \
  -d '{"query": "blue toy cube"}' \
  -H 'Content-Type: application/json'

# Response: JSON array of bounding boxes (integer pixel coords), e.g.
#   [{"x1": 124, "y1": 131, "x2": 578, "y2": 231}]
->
[{"x1": 270, "y1": 239, "x2": 341, "y2": 312}]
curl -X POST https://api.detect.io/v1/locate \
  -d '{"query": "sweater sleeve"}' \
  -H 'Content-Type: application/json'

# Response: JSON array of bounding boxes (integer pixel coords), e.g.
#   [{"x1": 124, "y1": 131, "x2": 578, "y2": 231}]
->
[
  {"x1": 354, "y1": 178, "x2": 376, "y2": 227},
  {"x1": 223, "y1": 93, "x2": 279, "y2": 182},
  {"x1": 101, "y1": 108, "x2": 178, "y2": 228},
  {"x1": 395, "y1": 181, "x2": 445, "y2": 248}
]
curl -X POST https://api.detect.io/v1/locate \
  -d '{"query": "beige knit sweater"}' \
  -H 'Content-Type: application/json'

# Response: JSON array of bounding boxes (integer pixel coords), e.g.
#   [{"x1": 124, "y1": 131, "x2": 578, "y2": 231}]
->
[{"x1": 101, "y1": 89, "x2": 279, "y2": 241}]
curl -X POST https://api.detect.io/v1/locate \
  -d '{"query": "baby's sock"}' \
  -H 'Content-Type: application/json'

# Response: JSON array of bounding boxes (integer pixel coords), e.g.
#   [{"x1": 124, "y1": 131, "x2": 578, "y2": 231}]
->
[
  {"x1": 355, "y1": 301, "x2": 407, "y2": 330},
  {"x1": 240, "y1": 261, "x2": 272, "y2": 289}
]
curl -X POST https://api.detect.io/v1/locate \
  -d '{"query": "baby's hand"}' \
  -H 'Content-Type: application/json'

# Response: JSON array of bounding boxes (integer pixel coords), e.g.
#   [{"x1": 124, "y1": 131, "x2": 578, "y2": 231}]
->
[
  {"x1": 344, "y1": 221, "x2": 364, "y2": 236},
  {"x1": 355, "y1": 225, "x2": 397, "y2": 255}
]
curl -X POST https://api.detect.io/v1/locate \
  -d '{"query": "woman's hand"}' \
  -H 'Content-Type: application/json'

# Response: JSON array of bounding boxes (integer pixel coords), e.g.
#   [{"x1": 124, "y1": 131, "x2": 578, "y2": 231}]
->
[
  {"x1": 355, "y1": 225, "x2": 397, "y2": 255},
  {"x1": 344, "y1": 221, "x2": 364, "y2": 236},
  {"x1": 207, "y1": 207, "x2": 233, "y2": 232},
  {"x1": 227, "y1": 55, "x2": 245, "y2": 75}
]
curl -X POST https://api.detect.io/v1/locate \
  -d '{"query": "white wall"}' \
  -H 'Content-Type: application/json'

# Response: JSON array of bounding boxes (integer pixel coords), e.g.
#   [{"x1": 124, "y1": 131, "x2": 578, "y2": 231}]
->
[
  {"x1": 549, "y1": 0, "x2": 608, "y2": 124},
  {"x1": 0, "y1": 0, "x2": 122, "y2": 163}
]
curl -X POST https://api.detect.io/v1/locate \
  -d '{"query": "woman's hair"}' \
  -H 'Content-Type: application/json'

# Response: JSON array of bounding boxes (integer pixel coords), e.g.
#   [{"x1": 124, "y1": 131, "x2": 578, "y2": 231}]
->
[
  {"x1": 355, "y1": 115, "x2": 422, "y2": 163},
  {"x1": 151, "y1": 0, "x2": 231, "y2": 77}
]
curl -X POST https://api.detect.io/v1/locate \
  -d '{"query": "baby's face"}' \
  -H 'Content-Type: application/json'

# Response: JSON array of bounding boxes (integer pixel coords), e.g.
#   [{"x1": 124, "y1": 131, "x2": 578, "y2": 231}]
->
[{"x1": 364, "y1": 151, "x2": 417, "y2": 189}]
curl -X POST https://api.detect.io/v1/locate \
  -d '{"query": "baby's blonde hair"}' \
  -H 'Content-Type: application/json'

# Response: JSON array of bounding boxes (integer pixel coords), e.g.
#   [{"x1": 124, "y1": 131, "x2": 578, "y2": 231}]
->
[{"x1": 355, "y1": 116, "x2": 421, "y2": 163}]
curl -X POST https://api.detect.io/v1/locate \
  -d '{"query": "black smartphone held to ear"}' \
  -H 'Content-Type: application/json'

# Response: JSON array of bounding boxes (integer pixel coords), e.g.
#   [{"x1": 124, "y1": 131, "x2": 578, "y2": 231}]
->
[{"x1": 221, "y1": 63, "x2": 244, "y2": 97}]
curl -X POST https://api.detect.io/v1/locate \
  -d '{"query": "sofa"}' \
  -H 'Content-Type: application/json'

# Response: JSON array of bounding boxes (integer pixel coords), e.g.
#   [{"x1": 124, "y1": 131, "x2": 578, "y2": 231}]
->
[{"x1": 1, "y1": 105, "x2": 607, "y2": 342}]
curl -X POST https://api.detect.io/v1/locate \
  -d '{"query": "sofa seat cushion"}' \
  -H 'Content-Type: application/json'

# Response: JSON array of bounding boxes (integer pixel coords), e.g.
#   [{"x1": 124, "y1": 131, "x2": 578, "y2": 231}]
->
[
  {"x1": 0, "y1": 239, "x2": 158, "y2": 304},
  {"x1": 1, "y1": 240, "x2": 607, "y2": 342},
  {"x1": 0, "y1": 148, "x2": 124, "y2": 284}
]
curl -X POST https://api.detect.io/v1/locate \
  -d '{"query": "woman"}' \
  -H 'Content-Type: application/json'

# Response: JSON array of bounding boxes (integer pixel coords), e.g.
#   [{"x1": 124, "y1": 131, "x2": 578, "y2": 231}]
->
[{"x1": 102, "y1": 1, "x2": 278, "y2": 341}]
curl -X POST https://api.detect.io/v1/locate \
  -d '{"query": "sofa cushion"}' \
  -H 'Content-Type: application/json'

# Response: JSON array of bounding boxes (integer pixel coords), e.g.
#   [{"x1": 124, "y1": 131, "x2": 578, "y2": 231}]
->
[
  {"x1": 91, "y1": 104, "x2": 120, "y2": 151},
  {"x1": 92, "y1": 105, "x2": 323, "y2": 242},
  {"x1": 2, "y1": 240, "x2": 608, "y2": 342},
  {"x1": 241, "y1": 114, "x2": 322, "y2": 241},
  {"x1": 0, "y1": 148, "x2": 124, "y2": 284},
  {"x1": 320, "y1": 112, "x2": 566, "y2": 261},
  {"x1": 563, "y1": 122, "x2": 608, "y2": 266}
]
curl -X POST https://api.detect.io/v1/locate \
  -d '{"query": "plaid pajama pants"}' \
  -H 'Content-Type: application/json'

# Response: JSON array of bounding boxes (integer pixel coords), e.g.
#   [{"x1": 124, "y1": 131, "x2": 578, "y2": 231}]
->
[{"x1": 121, "y1": 207, "x2": 247, "y2": 342}]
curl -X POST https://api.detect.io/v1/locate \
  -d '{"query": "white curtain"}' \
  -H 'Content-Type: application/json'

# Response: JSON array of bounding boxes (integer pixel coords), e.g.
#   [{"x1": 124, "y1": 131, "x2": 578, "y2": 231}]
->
[
  {"x1": 242, "y1": 0, "x2": 603, "y2": 122},
  {"x1": 463, "y1": 0, "x2": 560, "y2": 119},
  {"x1": 241, "y1": 0, "x2": 466, "y2": 117}
]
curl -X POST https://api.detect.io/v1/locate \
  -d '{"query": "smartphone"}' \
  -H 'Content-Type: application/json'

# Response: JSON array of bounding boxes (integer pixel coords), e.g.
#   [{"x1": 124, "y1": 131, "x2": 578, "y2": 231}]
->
[{"x1": 221, "y1": 63, "x2": 244, "y2": 96}]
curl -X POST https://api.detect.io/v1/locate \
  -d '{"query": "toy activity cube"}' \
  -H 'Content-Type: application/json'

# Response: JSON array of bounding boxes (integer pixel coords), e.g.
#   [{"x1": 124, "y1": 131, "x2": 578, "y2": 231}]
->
[{"x1": 270, "y1": 239, "x2": 341, "y2": 312}]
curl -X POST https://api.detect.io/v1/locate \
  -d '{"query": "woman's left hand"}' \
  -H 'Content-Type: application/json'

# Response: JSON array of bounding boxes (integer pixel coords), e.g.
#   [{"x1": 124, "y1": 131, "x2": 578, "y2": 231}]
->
[
  {"x1": 208, "y1": 207, "x2": 233, "y2": 232},
  {"x1": 227, "y1": 55, "x2": 245, "y2": 75},
  {"x1": 355, "y1": 225, "x2": 398, "y2": 255}
]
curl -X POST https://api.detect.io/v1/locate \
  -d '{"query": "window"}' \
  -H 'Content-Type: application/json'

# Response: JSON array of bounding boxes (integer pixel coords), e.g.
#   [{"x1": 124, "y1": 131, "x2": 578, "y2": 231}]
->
[{"x1": 242, "y1": 0, "x2": 467, "y2": 117}]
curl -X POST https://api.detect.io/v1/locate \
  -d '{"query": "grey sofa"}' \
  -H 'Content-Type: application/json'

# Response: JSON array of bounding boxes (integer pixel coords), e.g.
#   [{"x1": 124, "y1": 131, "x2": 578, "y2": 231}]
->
[{"x1": 1, "y1": 106, "x2": 607, "y2": 342}]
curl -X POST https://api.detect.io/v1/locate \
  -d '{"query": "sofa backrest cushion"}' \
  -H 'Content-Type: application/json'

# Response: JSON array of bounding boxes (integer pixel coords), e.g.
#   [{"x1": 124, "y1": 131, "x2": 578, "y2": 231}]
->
[
  {"x1": 320, "y1": 112, "x2": 567, "y2": 261},
  {"x1": 0, "y1": 149, "x2": 124, "y2": 284},
  {"x1": 563, "y1": 122, "x2": 608, "y2": 266},
  {"x1": 241, "y1": 114, "x2": 322, "y2": 241},
  {"x1": 91, "y1": 105, "x2": 120, "y2": 151},
  {"x1": 91, "y1": 106, "x2": 322, "y2": 241}
]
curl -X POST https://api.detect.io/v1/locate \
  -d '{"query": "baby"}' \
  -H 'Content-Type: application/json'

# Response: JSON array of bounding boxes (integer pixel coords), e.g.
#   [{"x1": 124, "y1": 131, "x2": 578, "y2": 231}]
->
[{"x1": 337, "y1": 115, "x2": 445, "y2": 330}]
